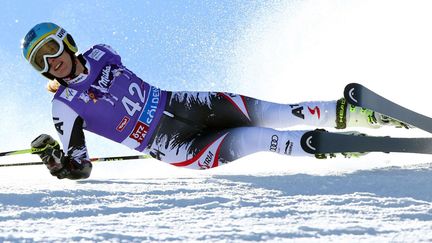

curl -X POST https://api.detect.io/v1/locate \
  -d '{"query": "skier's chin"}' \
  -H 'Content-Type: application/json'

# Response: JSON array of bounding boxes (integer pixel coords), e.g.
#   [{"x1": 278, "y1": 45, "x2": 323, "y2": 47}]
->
[{"x1": 53, "y1": 68, "x2": 73, "y2": 80}]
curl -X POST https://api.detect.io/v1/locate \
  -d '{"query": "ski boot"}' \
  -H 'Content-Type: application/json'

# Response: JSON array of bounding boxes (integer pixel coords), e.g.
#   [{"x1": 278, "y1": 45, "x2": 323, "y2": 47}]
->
[{"x1": 336, "y1": 98, "x2": 412, "y2": 129}]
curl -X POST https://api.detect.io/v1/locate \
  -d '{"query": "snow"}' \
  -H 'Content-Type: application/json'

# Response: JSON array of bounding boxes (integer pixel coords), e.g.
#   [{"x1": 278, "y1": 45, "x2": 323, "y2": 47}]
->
[{"x1": 0, "y1": 154, "x2": 432, "y2": 242}]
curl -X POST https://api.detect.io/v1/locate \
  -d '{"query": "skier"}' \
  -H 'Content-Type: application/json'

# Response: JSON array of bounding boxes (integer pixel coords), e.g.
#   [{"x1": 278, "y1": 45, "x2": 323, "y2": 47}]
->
[{"x1": 22, "y1": 22, "x2": 408, "y2": 180}]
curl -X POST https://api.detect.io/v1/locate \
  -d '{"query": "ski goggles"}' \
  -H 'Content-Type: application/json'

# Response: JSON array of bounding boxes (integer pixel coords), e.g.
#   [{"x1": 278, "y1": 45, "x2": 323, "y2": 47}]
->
[{"x1": 28, "y1": 35, "x2": 65, "y2": 73}]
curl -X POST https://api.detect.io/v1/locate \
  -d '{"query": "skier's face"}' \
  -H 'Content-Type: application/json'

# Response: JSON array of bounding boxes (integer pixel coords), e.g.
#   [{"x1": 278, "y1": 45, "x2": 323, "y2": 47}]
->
[{"x1": 47, "y1": 51, "x2": 73, "y2": 78}]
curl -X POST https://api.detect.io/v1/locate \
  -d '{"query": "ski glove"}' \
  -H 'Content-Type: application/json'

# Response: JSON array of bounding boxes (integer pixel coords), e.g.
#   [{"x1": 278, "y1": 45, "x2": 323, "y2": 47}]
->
[{"x1": 30, "y1": 134, "x2": 70, "y2": 179}]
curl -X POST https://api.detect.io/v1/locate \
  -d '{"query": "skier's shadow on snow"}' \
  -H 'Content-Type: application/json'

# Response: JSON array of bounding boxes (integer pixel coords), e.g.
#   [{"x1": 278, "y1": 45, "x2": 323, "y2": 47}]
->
[{"x1": 217, "y1": 164, "x2": 432, "y2": 202}]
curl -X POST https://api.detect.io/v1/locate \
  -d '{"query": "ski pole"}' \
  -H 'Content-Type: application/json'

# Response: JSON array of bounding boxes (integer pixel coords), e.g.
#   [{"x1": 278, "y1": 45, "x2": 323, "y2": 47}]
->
[
  {"x1": 0, "y1": 148, "x2": 36, "y2": 157},
  {"x1": 0, "y1": 142, "x2": 60, "y2": 157},
  {"x1": 0, "y1": 154, "x2": 152, "y2": 168},
  {"x1": 89, "y1": 155, "x2": 151, "y2": 162}
]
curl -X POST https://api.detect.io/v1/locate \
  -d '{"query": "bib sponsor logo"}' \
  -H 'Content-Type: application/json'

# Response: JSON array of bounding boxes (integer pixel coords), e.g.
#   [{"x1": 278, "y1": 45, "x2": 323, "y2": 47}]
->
[
  {"x1": 138, "y1": 86, "x2": 160, "y2": 126},
  {"x1": 116, "y1": 116, "x2": 130, "y2": 132},
  {"x1": 60, "y1": 88, "x2": 77, "y2": 101},
  {"x1": 79, "y1": 65, "x2": 119, "y2": 105},
  {"x1": 98, "y1": 65, "x2": 112, "y2": 89},
  {"x1": 129, "y1": 121, "x2": 149, "y2": 143},
  {"x1": 67, "y1": 73, "x2": 87, "y2": 85},
  {"x1": 88, "y1": 48, "x2": 106, "y2": 61}
]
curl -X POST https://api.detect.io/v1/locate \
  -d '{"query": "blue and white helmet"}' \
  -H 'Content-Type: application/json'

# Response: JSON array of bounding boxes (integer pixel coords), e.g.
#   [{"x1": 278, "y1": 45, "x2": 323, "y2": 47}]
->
[{"x1": 22, "y1": 22, "x2": 78, "y2": 73}]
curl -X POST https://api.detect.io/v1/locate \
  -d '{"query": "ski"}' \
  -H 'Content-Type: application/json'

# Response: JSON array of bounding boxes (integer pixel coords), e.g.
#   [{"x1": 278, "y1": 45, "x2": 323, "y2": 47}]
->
[
  {"x1": 301, "y1": 130, "x2": 432, "y2": 155},
  {"x1": 344, "y1": 83, "x2": 432, "y2": 134}
]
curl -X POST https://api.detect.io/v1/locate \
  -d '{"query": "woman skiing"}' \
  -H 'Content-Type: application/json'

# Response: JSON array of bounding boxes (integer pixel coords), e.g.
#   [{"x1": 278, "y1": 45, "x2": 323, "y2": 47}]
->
[{"x1": 22, "y1": 22, "x2": 407, "y2": 180}]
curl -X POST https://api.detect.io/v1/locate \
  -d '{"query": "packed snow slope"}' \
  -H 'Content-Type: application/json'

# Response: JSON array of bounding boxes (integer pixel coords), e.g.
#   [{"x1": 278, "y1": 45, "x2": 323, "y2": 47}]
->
[
  {"x1": 0, "y1": 155, "x2": 431, "y2": 242},
  {"x1": 1, "y1": 0, "x2": 432, "y2": 242}
]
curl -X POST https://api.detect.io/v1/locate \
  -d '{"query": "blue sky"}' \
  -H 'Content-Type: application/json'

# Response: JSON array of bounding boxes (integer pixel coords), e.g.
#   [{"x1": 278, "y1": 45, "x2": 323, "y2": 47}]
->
[{"x1": 2, "y1": 1, "x2": 274, "y2": 90}]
